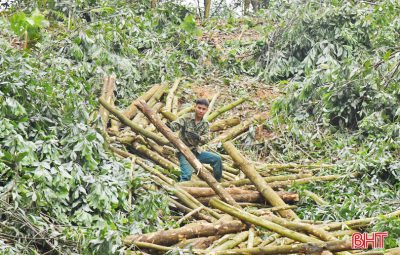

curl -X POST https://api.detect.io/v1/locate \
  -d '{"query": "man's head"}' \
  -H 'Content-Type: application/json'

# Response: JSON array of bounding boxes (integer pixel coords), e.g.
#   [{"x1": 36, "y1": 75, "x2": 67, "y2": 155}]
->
[{"x1": 194, "y1": 99, "x2": 209, "y2": 120}]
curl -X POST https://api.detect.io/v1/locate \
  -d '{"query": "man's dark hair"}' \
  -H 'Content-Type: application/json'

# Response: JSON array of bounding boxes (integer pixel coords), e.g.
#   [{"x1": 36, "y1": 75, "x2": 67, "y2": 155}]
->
[{"x1": 195, "y1": 98, "x2": 209, "y2": 107}]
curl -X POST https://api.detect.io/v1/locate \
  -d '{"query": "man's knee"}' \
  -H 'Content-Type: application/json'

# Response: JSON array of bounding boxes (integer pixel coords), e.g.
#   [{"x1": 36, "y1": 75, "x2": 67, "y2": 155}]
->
[{"x1": 213, "y1": 154, "x2": 222, "y2": 164}]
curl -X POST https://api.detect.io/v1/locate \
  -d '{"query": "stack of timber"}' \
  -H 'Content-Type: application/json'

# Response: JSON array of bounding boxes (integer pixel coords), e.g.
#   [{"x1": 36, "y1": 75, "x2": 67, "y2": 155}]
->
[{"x1": 98, "y1": 76, "x2": 399, "y2": 255}]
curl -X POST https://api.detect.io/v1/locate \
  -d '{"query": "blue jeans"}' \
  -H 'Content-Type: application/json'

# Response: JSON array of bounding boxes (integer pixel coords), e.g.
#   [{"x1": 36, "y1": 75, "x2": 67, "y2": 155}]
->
[{"x1": 178, "y1": 151, "x2": 222, "y2": 182}]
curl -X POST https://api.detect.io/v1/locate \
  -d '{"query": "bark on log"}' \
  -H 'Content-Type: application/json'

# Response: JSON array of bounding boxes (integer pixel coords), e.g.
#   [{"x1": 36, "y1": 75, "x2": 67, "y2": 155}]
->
[
  {"x1": 206, "y1": 97, "x2": 247, "y2": 122},
  {"x1": 209, "y1": 198, "x2": 320, "y2": 243},
  {"x1": 175, "y1": 235, "x2": 220, "y2": 249},
  {"x1": 210, "y1": 117, "x2": 241, "y2": 132},
  {"x1": 211, "y1": 113, "x2": 268, "y2": 143},
  {"x1": 211, "y1": 240, "x2": 353, "y2": 255},
  {"x1": 197, "y1": 191, "x2": 299, "y2": 205},
  {"x1": 135, "y1": 101, "x2": 241, "y2": 208},
  {"x1": 99, "y1": 75, "x2": 116, "y2": 129},
  {"x1": 124, "y1": 220, "x2": 245, "y2": 246},
  {"x1": 99, "y1": 97, "x2": 169, "y2": 145},
  {"x1": 223, "y1": 141, "x2": 298, "y2": 219}
]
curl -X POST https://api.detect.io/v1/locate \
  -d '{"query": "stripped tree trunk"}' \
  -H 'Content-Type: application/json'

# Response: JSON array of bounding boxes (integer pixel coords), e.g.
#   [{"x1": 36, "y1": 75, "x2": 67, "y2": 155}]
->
[
  {"x1": 99, "y1": 75, "x2": 116, "y2": 129},
  {"x1": 124, "y1": 220, "x2": 245, "y2": 246}
]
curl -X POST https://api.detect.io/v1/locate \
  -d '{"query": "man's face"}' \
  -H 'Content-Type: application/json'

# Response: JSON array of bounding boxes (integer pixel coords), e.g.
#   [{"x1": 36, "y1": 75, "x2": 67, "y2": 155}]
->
[{"x1": 195, "y1": 104, "x2": 208, "y2": 119}]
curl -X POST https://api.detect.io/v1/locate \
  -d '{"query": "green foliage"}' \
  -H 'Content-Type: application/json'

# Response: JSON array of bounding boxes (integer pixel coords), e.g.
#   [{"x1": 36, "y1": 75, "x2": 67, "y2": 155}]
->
[
  {"x1": 0, "y1": 1, "x2": 218, "y2": 253},
  {"x1": 9, "y1": 9, "x2": 49, "y2": 42}
]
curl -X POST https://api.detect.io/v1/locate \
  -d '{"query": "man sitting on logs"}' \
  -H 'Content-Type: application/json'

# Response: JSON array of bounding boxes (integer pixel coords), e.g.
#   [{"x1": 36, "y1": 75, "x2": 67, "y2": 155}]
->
[{"x1": 170, "y1": 99, "x2": 223, "y2": 182}]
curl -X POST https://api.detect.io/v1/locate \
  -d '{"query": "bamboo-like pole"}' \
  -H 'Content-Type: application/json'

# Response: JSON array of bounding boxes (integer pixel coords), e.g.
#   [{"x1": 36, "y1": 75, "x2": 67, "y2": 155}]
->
[
  {"x1": 247, "y1": 228, "x2": 255, "y2": 248},
  {"x1": 178, "y1": 105, "x2": 195, "y2": 117},
  {"x1": 212, "y1": 240, "x2": 353, "y2": 255},
  {"x1": 132, "y1": 142, "x2": 177, "y2": 170},
  {"x1": 207, "y1": 97, "x2": 247, "y2": 122},
  {"x1": 172, "y1": 96, "x2": 179, "y2": 115},
  {"x1": 160, "y1": 108, "x2": 178, "y2": 122},
  {"x1": 205, "y1": 90, "x2": 220, "y2": 119},
  {"x1": 266, "y1": 174, "x2": 342, "y2": 189},
  {"x1": 261, "y1": 214, "x2": 337, "y2": 242},
  {"x1": 178, "y1": 173, "x2": 312, "y2": 188},
  {"x1": 165, "y1": 78, "x2": 182, "y2": 112},
  {"x1": 210, "y1": 117, "x2": 241, "y2": 132},
  {"x1": 258, "y1": 233, "x2": 280, "y2": 247},
  {"x1": 209, "y1": 198, "x2": 320, "y2": 243},
  {"x1": 223, "y1": 141, "x2": 298, "y2": 219},
  {"x1": 204, "y1": 0, "x2": 211, "y2": 19},
  {"x1": 211, "y1": 112, "x2": 268, "y2": 143},
  {"x1": 135, "y1": 101, "x2": 241, "y2": 208},
  {"x1": 99, "y1": 97, "x2": 169, "y2": 145},
  {"x1": 222, "y1": 173, "x2": 313, "y2": 187},
  {"x1": 99, "y1": 75, "x2": 116, "y2": 129},
  {"x1": 210, "y1": 231, "x2": 249, "y2": 252},
  {"x1": 207, "y1": 234, "x2": 235, "y2": 251},
  {"x1": 304, "y1": 190, "x2": 329, "y2": 205}
]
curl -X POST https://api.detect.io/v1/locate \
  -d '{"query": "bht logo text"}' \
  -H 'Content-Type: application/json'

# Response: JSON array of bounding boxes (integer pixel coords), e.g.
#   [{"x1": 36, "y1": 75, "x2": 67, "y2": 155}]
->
[{"x1": 352, "y1": 232, "x2": 388, "y2": 249}]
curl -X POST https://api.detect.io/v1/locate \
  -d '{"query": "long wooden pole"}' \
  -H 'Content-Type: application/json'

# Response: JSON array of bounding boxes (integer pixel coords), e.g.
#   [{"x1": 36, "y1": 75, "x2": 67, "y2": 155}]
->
[
  {"x1": 212, "y1": 240, "x2": 353, "y2": 255},
  {"x1": 206, "y1": 97, "x2": 247, "y2": 122}
]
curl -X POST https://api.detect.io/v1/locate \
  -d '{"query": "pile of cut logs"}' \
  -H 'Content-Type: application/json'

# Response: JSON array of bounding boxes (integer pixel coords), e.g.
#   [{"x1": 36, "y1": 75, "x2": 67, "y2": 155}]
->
[{"x1": 98, "y1": 76, "x2": 400, "y2": 255}]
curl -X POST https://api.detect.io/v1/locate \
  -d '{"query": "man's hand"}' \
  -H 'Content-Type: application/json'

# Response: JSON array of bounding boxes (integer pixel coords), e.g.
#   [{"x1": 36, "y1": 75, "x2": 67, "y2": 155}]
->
[
  {"x1": 162, "y1": 146, "x2": 176, "y2": 157},
  {"x1": 186, "y1": 131, "x2": 201, "y2": 141}
]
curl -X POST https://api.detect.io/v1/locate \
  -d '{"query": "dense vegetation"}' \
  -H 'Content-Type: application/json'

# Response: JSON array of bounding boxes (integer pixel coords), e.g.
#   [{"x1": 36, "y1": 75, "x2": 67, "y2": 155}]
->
[{"x1": 0, "y1": 0, "x2": 399, "y2": 254}]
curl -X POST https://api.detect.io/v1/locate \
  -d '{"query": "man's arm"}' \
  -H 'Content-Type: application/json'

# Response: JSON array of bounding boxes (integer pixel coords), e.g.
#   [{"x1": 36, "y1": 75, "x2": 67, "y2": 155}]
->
[
  {"x1": 198, "y1": 122, "x2": 210, "y2": 145},
  {"x1": 170, "y1": 117, "x2": 185, "y2": 132}
]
